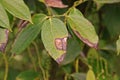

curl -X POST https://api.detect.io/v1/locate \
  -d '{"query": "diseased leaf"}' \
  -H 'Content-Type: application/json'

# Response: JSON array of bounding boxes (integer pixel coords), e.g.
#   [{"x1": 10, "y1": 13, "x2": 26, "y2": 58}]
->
[
  {"x1": 11, "y1": 14, "x2": 46, "y2": 54},
  {"x1": 2, "y1": 0, "x2": 32, "y2": 23},
  {"x1": 44, "y1": 0, "x2": 68, "y2": 8},
  {"x1": 86, "y1": 69, "x2": 96, "y2": 80},
  {"x1": 16, "y1": 70, "x2": 40, "y2": 80},
  {"x1": 0, "y1": 3, "x2": 11, "y2": 30},
  {"x1": 41, "y1": 18, "x2": 68, "y2": 64},
  {"x1": 116, "y1": 35, "x2": 120, "y2": 55},
  {"x1": 94, "y1": 0, "x2": 120, "y2": 4},
  {"x1": 0, "y1": 28, "x2": 9, "y2": 52},
  {"x1": 67, "y1": 8, "x2": 99, "y2": 49}
]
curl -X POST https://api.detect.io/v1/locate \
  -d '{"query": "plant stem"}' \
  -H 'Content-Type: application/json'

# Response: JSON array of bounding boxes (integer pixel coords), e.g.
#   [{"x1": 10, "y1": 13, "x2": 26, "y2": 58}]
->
[
  {"x1": 2, "y1": 54, "x2": 8, "y2": 80},
  {"x1": 32, "y1": 42, "x2": 46, "y2": 80},
  {"x1": 64, "y1": 74, "x2": 68, "y2": 80},
  {"x1": 27, "y1": 47, "x2": 37, "y2": 72},
  {"x1": 75, "y1": 58, "x2": 79, "y2": 72}
]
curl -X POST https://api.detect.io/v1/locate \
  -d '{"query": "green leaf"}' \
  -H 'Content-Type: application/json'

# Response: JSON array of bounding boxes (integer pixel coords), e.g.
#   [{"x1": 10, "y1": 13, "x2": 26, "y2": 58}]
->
[
  {"x1": 94, "y1": 0, "x2": 120, "y2": 4},
  {"x1": 102, "y1": 4, "x2": 120, "y2": 38},
  {"x1": 41, "y1": 18, "x2": 68, "y2": 64},
  {"x1": 61, "y1": 38, "x2": 81, "y2": 65},
  {"x1": 71, "y1": 73, "x2": 86, "y2": 80},
  {"x1": 2, "y1": 0, "x2": 32, "y2": 23},
  {"x1": 0, "y1": 28, "x2": 7, "y2": 43},
  {"x1": 116, "y1": 35, "x2": 120, "y2": 55},
  {"x1": 67, "y1": 8, "x2": 99, "y2": 49},
  {"x1": 86, "y1": 69, "x2": 96, "y2": 80},
  {"x1": 16, "y1": 70, "x2": 40, "y2": 80},
  {"x1": 11, "y1": 14, "x2": 46, "y2": 54},
  {"x1": 0, "y1": 3, "x2": 11, "y2": 30}
]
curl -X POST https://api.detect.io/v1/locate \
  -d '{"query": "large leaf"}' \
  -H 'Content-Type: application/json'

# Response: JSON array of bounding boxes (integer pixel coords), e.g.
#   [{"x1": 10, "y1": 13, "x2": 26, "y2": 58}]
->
[
  {"x1": 0, "y1": 3, "x2": 10, "y2": 30},
  {"x1": 94, "y1": 0, "x2": 120, "y2": 4},
  {"x1": 116, "y1": 35, "x2": 120, "y2": 55},
  {"x1": 102, "y1": 4, "x2": 120, "y2": 38},
  {"x1": 61, "y1": 38, "x2": 81, "y2": 65},
  {"x1": 2, "y1": 0, "x2": 32, "y2": 23},
  {"x1": 11, "y1": 14, "x2": 46, "y2": 54},
  {"x1": 16, "y1": 70, "x2": 40, "y2": 80},
  {"x1": 0, "y1": 28, "x2": 9, "y2": 52},
  {"x1": 67, "y1": 8, "x2": 99, "y2": 49},
  {"x1": 86, "y1": 69, "x2": 96, "y2": 80},
  {"x1": 41, "y1": 18, "x2": 68, "y2": 64}
]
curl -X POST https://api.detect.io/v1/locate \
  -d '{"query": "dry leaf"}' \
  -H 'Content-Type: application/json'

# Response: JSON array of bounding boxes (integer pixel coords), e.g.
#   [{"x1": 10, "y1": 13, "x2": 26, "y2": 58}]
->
[{"x1": 45, "y1": 0, "x2": 68, "y2": 8}]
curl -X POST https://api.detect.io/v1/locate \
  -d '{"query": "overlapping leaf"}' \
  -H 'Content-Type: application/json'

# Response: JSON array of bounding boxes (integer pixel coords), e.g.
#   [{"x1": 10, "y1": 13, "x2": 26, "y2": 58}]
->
[
  {"x1": 41, "y1": 18, "x2": 68, "y2": 64},
  {"x1": 67, "y1": 8, "x2": 99, "y2": 49},
  {"x1": 0, "y1": 3, "x2": 10, "y2": 30},
  {"x1": 116, "y1": 35, "x2": 120, "y2": 55},
  {"x1": 11, "y1": 14, "x2": 46, "y2": 54},
  {"x1": 2, "y1": 0, "x2": 32, "y2": 23}
]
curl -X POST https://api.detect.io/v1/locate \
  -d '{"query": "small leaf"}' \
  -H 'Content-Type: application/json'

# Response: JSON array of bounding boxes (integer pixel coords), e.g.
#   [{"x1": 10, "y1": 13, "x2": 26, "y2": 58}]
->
[
  {"x1": 116, "y1": 35, "x2": 120, "y2": 55},
  {"x1": 86, "y1": 69, "x2": 96, "y2": 80},
  {"x1": 41, "y1": 18, "x2": 68, "y2": 64},
  {"x1": 94, "y1": 0, "x2": 120, "y2": 4},
  {"x1": 67, "y1": 8, "x2": 99, "y2": 49},
  {"x1": 11, "y1": 14, "x2": 46, "y2": 54},
  {"x1": 0, "y1": 3, "x2": 11, "y2": 30},
  {"x1": 0, "y1": 28, "x2": 9, "y2": 52},
  {"x1": 71, "y1": 73, "x2": 86, "y2": 80},
  {"x1": 44, "y1": 0, "x2": 68, "y2": 8},
  {"x1": 16, "y1": 70, "x2": 40, "y2": 80},
  {"x1": 2, "y1": 0, "x2": 32, "y2": 23}
]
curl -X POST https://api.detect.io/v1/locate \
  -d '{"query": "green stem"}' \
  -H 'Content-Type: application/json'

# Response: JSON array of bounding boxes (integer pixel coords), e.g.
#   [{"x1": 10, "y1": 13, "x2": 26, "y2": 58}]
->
[
  {"x1": 32, "y1": 42, "x2": 46, "y2": 80},
  {"x1": 27, "y1": 47, "x2": 37, "y2": 72},
  {"x1": 2, "y1": 54, "x2": 8, "y2": 80},
  {"x1": 64, "y1": 74, "x2": 68, "y2": 80},
  {"x1": 75, "y1": 58, "x2": 79, "y2": 72}
]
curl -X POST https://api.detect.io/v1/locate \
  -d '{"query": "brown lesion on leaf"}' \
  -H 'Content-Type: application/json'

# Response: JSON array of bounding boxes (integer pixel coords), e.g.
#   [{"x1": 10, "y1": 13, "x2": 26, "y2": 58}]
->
[
  {"x1": 55, "y1": 37, "x2": 67, "y2": 51},
  {"x1": 73, "y1": 30, "x2": 98, "y2": 49},
  {"x1": 0, "y1": 30, "x2": 9, "y2": 52},
  {"x1": 55, "y1": 37, "x2": 67, "y2": 64},
  {"x1": 45, "y1": 0, "x2": 68, "y2": 8},
  {"x1": 56, "y1": 53, "x2": 66, "y2": 64}
]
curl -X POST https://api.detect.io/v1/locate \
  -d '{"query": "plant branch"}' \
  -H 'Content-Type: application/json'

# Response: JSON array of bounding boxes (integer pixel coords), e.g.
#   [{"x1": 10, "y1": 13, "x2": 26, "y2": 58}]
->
[
  {"x1": 27, "y1": 47, "x2": 37, "y2": 72},
  {"x1": 32, "y1": 42, "x2": 47, "y2": 80}
]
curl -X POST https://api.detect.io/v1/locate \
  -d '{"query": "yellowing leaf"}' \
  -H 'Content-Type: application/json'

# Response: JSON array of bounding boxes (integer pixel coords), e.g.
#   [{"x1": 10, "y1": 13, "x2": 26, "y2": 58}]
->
[
  {"x1": 0, "y1": 3, "x2": 11, "y2": 30},
  {"x1": 86, "y1": 69, "x2": 96, "y2": 80},
  {"x1": 116, "y1": 35, "x2": 120, "y2": 55},
  {"x1": 2, "y1": 0, "x2": 32, "y2": 23},
  {"x1": 41, "y1": 18, "x2": 68, "y2": 64},
  {"x1": 94, "y1": 0, "x2": 120, "y2": 4},
  {"x1": 67, "y1": 8, "x2": 99, "y2": 49}
]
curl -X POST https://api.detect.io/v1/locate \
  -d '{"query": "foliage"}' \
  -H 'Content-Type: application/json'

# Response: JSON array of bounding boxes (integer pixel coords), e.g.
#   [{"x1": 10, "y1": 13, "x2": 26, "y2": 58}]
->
[{"x1": 0, "y1": 0, "x2": 120, "y2": 80}]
